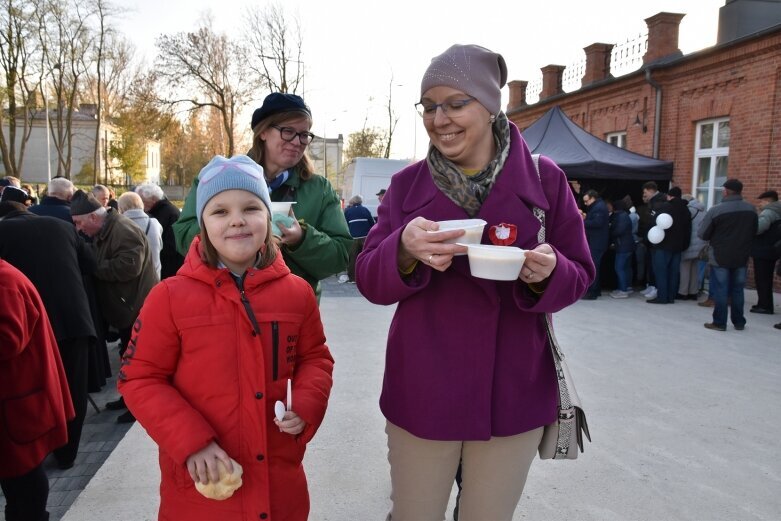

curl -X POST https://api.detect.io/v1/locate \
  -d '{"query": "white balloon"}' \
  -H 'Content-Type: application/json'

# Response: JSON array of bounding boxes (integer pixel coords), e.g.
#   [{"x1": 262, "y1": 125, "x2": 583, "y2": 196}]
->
[
  {"x1": 656, "y1": 213, "x2": 673, "y2": 230},
  {"x1": 648, "y1": 226, "x2": 665, "y2": 244}
]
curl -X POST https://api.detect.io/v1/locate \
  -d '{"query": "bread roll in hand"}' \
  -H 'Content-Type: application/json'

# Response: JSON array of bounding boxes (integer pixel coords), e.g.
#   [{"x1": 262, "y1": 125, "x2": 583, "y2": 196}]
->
[{"x1": 194, "y1": 458, "x2": 243, "y2": 500}]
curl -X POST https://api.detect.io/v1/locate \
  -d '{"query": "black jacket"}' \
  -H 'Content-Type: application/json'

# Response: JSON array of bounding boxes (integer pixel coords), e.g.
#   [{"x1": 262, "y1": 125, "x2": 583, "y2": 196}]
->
[
  {"x1": 0, "y1": 211, "x2": 96, "y2": 342},
  {"x1": 698, "y1": 195, "x2": 758, "y2": 268},
  {"x1": 657, "y1": 197, "x2": 691, "y2": 253},
  {"x1": 148, "y1": 198, "x2": 184, "y2": 279},
  {"x1": 583, "y1": 198, "x2": 609, "y2": 251},
  {"x1": 29, "y1": 196, "x2": 72, "y2": 223}
]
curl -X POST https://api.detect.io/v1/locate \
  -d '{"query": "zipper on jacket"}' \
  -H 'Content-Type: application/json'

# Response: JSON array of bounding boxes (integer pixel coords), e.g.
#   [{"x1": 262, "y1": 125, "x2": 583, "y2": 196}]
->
[
  {"x1": 272, "y1": 321, "x2": 279, "y2": 380},
  {"x1": 235, "y1": 275, "x2": 261, "y2": 337}
]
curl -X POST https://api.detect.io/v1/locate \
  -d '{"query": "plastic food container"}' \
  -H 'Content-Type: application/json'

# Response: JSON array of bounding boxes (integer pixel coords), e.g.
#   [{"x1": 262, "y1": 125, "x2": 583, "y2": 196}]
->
[
  {"x1": 460, "y1": 244, "x2": 526, "y2": 281},
  {"x1": 270, "y1": 201, "x2": 296, "y2": 215},
  {"x1": 428, "y1": 219, "x2": 487, "y2": 255}
]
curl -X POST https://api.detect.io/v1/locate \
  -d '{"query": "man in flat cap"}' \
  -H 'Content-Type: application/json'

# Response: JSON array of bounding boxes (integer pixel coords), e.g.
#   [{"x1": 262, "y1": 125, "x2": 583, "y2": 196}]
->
[
  {"x1": 70, "y1": 190, "x2": 158, "y2": 422},
  {"x1": 698, "y1": 179, "x2": 758, "y2": 331}
]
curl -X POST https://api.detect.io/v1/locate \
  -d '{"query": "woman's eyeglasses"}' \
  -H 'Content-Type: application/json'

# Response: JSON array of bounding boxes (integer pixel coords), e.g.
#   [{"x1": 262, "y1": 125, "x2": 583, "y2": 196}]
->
[
  {"x1": 415, "y1": 98, "x2": 475, "y2": 120},
  {"x1": 272, "y1": 125, "x2": 315, "y2": 145}
]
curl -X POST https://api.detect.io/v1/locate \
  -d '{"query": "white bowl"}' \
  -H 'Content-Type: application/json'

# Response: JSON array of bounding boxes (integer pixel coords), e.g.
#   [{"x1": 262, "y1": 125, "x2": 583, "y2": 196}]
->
[
  {"x1": 427, "y1": 219, "x2": 486, "y2": 255},
  {"x1": 461, "y1": 244, "x2": 526, "y2": 281},
  {"x1": 270, "y1": 201, "x2": 296, "y2": 215}
]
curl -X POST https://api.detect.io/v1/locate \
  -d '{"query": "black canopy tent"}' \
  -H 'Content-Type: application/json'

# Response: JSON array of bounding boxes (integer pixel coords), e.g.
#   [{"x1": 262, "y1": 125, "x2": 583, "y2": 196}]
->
[
  {"x1": 520, "y1": 106, "x2": 676, "y2": 289},
  {"x1": 520, "y1": 105, "x2": 674, "y2": 181}
]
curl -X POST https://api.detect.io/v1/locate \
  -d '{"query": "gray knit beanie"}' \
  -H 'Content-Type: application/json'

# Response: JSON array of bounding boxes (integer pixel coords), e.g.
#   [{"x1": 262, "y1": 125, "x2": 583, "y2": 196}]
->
[
  {"x1": 196, "y1": 155, "x2": 272, "y2": 225},
  {"x1": 420, "y1": 44, "x2": 508, "y2": 115}
]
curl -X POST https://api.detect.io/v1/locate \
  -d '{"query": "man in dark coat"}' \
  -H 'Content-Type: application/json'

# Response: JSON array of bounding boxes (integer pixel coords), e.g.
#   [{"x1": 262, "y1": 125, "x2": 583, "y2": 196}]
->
[
  {"x1": 70, "y1": 190, "x2": 158, "y2": 422},
  {"x1": 343, "y1": 195, "x2": 375, "y2": 283},
  {"x1": 698, "y1": 179, "x2": 758, "y2": 331},
  {"x1": 581, "y1": 189, "x2": 609, "y2": 299},
  {"x1": 29, "y1": 177, "x2": 75, "y2": 223},
  {"x1": 647, "y1": 187, "x2": 692, "y2": 304},
  {"x1": 135, "y1": 183, "x2": 184, "y2": 279},
  {"x1": 0, "y1": 202, "x2": 96, "y2": 469}
]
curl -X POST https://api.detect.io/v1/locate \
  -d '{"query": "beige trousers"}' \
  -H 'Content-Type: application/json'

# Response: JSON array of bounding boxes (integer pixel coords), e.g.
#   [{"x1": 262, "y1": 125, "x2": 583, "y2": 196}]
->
[{"x1": 385, "y1": 421, "x2": 543, "y2": 521}]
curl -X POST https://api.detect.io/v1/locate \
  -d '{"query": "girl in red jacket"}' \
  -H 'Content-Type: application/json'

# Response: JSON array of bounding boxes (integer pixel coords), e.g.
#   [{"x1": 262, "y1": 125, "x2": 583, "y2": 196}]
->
[{"x1": 118, "y1": 155, "x2": 334, "y2": 521}]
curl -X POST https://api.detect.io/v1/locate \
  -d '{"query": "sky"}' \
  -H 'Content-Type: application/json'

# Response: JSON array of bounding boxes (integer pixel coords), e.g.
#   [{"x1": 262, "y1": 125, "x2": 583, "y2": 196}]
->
[{"x1": 123, "y1": 0, "x2": 726, "y2": 161}]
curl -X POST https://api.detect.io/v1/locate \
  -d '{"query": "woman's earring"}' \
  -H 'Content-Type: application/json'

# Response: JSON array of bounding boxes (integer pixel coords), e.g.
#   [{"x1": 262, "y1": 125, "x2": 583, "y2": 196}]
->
[{"x1": 489, "y1": 114, "x2": 496, "y2": 124}]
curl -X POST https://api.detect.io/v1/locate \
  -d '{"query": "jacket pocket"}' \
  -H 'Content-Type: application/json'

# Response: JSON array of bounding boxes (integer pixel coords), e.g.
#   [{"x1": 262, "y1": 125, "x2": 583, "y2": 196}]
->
[{"x1": 2, "y1": 388, "x2": 57, "y2": 444}]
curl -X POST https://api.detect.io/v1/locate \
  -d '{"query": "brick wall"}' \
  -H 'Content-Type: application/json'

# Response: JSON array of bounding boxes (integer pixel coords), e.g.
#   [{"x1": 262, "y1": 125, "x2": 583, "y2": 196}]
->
[{"x1": 508, "y1": 26, "x2": 781, "y2": 292}]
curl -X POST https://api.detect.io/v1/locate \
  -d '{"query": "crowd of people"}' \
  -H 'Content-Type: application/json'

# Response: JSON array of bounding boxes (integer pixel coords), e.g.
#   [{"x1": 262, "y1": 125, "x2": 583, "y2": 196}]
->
[
  {"x1": 577, "y1": 178, "x2": 781, "y2": 331},
  {"x1": 1, "y1": 40, "x2": 779, "y2": 521}
]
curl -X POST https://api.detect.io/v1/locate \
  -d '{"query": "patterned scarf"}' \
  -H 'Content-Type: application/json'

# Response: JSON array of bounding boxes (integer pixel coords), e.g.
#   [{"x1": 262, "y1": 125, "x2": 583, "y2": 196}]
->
[{"x1": 427, "y1": 112, "x2": 511, "y2": 217}]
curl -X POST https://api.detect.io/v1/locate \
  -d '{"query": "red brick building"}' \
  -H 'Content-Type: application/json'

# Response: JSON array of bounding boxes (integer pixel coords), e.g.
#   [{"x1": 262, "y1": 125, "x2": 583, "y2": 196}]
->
[{"x1": 507, "y1": 4, "x2": 781, "y2": 208}]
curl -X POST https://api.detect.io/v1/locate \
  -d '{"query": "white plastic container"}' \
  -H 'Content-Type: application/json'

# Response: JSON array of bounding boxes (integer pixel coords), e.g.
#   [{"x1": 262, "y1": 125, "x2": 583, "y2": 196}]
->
[
  {"x1": 428, "y1": 219, "x2": 486, "y2": 255},
  {"x1": 270, "y1": 201, "x2": 296, "y2": 215},
  {"x1": 461, "y1": 244, "x2": 526, "y2": 281}
]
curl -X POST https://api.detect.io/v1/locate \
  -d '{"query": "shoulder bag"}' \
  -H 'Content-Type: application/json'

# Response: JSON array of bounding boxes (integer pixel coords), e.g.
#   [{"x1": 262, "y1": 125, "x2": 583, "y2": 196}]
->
[{"x1": 530, "y1": 154, "x2": 591, "y2": 460}]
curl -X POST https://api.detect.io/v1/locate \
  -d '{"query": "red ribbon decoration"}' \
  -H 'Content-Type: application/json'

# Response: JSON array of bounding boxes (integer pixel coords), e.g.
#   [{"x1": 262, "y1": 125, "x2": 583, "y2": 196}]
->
[{"x1": 489, "y1": 223, "x2": 517, "y2": 246}]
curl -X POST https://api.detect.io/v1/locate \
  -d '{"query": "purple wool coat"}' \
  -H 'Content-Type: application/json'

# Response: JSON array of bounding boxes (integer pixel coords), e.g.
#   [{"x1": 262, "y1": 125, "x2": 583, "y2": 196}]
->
[{"x1": 355, "y1": 124, "x2": 594, "y2": 441}]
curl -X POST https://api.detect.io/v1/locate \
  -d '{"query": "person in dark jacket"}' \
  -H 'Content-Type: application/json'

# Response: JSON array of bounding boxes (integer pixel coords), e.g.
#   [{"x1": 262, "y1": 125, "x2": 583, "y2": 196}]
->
[
  {"x1": 135, "y1": 184, "x2": 185, "y2": 279},
  {"x1": 29, "y1": 177, "x2": 75, "y2": 223},
  {"x1": 698, "y1": 179, "x2": 758, "y2": 331},
  {"x1": 609, "y1": 198, "x2": 635, "y2": 298},
  {"x1": 343, "y1": 194, "x2": 375, "y2": 283},
  {"x1": 70, "y1": 190, "x2": 159, "y2": 422},
  {"x1": 581, "y1": 189, "x2": 609, "y2": 299},
  {"x1": 1, "y1": 260, "x2": 74, "y2": 521},
  {"x1": 749, "y1": 190, "x2": 781, "y2": 314},
  {"x1": 647, "y1": 187, "x2": 691, "y2": 304},
  {"x1": 638, "y1": 181, "x2": 668, "y2": 298},
  {"x1": 0, "y1": 204, "x2": 97, "y2": 469}
]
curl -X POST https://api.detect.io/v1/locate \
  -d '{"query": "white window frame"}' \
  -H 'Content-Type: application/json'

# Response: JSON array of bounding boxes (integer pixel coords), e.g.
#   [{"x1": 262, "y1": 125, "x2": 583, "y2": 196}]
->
[
  {"x1": 692, "y1": 117, "x2": 730, "y2": 209},
  {"x1": 606, "y1": 131, "x2": 626, "y2": 149}
]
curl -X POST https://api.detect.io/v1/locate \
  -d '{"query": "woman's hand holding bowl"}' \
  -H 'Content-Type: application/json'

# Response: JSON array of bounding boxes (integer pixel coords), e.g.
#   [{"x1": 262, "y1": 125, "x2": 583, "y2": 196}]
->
[
  {"x1": 519, "y1": 243, "x2": 557, "y2": 285},
  {"x1": 398, "y1": 217, "x2": 468, "y2": 272}
]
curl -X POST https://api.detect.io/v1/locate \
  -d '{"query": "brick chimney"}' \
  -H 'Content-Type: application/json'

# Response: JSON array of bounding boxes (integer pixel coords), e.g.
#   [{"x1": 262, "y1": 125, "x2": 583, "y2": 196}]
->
[
  {"x1": 582, "y1": 43, "x2": 614, "y2": 86},
  {"x1": 507, "y1": 80, "x2": 528, "y2": 110},
  {"x1": 540, "y1": 65, "x2": 565, "y2": 99},
  {"x1": 643, "y1": 12, "x2": 686, "y2": 64}
]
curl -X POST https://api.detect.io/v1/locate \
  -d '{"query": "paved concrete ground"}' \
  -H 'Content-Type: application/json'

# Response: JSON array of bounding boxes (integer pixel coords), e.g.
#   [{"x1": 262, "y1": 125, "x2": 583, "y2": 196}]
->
[{"x1": 14, "y1": 277, "x2": 781, "y2": 520}]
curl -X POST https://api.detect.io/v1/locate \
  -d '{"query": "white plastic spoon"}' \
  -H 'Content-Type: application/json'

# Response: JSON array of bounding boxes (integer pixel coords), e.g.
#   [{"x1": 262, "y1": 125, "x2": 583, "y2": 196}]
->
[{"x1": 274, "y1": 400, "x2": 286, "y2": 422}]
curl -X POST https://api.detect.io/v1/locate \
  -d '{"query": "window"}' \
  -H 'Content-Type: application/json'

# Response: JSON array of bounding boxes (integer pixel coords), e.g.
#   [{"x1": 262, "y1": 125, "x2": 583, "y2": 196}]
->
[
  {"x1": 606, "y1": 132, "x2": 626, "y2": 149},
  {"x1": 692, "y1": 118, "x2": 730, "y2": 209}
]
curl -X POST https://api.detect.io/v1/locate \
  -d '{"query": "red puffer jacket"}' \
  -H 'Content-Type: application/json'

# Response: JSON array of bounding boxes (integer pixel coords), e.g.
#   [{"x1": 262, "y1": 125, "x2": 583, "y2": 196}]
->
[
  {"x1": 118, "y1": 238, "x2": 334, "y2": 521},
  {"x1": 0, "y1": 260, "x2": 74, "y2": 479}
]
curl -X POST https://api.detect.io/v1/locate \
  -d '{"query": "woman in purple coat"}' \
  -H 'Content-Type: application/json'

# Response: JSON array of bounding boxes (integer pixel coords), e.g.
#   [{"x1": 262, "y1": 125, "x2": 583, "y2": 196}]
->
[{"x1": 355, "y1": 44, "x2": 594, "y2": 520}]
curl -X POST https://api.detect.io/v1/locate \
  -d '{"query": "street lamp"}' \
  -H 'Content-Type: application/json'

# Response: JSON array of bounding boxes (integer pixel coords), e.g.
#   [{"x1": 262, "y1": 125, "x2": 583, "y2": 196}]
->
[{"x1": 42, "y1": 63, "x2": 60, "y2": 183}]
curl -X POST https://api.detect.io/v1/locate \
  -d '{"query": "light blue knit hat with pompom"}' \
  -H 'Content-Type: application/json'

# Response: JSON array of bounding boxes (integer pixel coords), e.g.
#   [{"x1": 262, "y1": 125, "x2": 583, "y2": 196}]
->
[{"x1": 195, "y1": 155, "x2": 271, "y2": 225}]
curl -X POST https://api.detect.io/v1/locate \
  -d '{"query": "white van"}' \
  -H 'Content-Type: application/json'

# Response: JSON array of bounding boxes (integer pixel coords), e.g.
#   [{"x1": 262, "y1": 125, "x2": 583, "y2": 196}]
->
[{"x1": 341, "y1": 157, "x2": 411, "y2": 216}]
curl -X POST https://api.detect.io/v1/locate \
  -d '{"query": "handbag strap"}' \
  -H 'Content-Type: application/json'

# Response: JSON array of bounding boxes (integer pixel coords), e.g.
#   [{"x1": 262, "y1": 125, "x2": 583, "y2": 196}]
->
[{"x1": 529, "y1": 155, "x2": 566, "y2": 362}]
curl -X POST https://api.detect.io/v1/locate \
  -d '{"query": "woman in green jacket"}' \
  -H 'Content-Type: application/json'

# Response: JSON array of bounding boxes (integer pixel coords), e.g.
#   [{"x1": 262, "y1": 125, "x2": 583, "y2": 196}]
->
[{"x1": 173, "y1": 93, "x2": 351, "y2": 300}]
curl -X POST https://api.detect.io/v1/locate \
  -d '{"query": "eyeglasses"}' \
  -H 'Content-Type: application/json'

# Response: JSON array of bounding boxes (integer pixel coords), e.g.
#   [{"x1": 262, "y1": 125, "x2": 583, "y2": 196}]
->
[
  {"x1": 415, "y1": 98, "x2": 475, "y2": 120},
  {"x1": 271, "y1": 125, "x2": 315, "y2": 145}
]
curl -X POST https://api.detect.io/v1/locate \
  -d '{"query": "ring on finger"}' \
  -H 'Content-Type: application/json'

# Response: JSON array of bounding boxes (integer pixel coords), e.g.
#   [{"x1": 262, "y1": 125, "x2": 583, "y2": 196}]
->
[{"x1": 428, "y1": 254, "x2": 434, "y2": 264}]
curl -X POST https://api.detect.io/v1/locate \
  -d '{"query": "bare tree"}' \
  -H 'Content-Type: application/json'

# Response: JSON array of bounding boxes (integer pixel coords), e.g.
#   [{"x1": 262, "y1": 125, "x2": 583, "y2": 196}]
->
[
  {"x1": 383, "y1": 75, "x2": 400, "y2": 159},
  {"x1": 35, "y1": 0, "x2": 94, "y2": 178},
  {"x1": 0, "y1": 0, "x2": 40, "y2": 179},
  {"x1": 154, "y1": 14, "x2": 253, "y2": 156},
  {"x1": 87, "y1": 0, "x2": 124, "y2": 184},
  {"x1": 243, "y1": 2, "x2": 304, "y2": 95}
]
